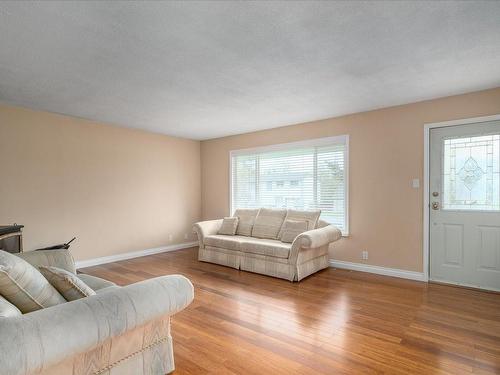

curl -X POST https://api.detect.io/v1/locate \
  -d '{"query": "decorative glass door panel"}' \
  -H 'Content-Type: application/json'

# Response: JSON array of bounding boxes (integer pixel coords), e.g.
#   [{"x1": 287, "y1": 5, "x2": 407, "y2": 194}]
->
[{"x1": 442, "y1": 134, "x2": 500, "y2": 210}]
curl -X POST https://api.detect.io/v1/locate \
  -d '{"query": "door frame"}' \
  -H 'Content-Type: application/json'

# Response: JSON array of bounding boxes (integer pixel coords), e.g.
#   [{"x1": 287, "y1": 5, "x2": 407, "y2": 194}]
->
[{"x1": 423, "y1": 114, "x2": 500, "y2": 282}]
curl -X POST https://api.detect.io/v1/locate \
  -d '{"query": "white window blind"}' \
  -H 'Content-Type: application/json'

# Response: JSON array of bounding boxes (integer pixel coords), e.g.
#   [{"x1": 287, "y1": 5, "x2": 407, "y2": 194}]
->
[{"x1": 230, "y1": 136, "x2": 348, "y2": 234}]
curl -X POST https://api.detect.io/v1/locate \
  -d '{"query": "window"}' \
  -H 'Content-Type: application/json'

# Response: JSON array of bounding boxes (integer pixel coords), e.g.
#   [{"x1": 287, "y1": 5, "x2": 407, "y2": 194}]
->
[
  {"x1": 230, "y1": 135, "x2": 349, "y2": 234},
  {"x1": 442, "y1": 134, "x2": 500, "y2": 211}
]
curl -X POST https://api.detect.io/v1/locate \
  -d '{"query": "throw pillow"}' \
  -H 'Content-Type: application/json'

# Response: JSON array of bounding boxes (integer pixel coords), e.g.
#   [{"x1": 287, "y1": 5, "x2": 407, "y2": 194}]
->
[
  {"x1": 278, "y1": 209, "x2": 321, "y2": 239},
  {"x1": 0, "y1": 250, "x2": 66, "y2": 313},
  {"x1": 280, "y1": 220, "x2": 309, "y2": 243},
  {"x1": 218, "y1": 217, "x2": 239, "y2": 236},
  {"x1": 39, "y1": 266, "x2": 96, "y2": 301}
]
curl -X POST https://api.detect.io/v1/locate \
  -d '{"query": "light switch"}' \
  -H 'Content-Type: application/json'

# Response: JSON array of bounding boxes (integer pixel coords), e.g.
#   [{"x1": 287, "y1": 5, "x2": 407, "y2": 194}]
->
[{"x1": 412, "y1": 178, "x2": 420, "y2": 188}]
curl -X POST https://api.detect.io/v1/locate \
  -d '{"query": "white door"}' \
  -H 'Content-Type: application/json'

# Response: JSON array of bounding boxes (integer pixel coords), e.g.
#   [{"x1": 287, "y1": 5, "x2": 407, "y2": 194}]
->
[{"x1": 429, "y1": 120, "x2": 500, "y2": 291}]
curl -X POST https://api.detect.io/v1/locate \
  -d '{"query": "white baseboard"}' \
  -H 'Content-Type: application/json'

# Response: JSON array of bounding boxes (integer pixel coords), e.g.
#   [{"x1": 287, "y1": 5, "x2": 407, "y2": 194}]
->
[
  {"x1": 429, "y1": 277, "x2": 500, "y2": 293},
  {"x1": 329, "y1": 260, "x2": 427, "y2": 282},
  {"x1": 75, "y1": 241, "x2": 198, "y2": 269}
]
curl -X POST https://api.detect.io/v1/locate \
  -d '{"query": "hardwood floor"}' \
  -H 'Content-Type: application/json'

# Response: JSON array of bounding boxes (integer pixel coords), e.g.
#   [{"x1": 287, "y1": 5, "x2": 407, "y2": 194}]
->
[{"x1": 80, "y1": 247, "x2": 500, "y2": 375}]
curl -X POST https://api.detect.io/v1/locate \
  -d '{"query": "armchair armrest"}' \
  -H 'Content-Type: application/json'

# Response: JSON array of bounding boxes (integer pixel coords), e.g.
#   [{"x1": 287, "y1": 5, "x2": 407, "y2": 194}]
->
[
  {"x1": 193, "y1": 219, "x2": 222, "y2": 246},
  {"x1": 294, "y1": 225, "x2": 342, "y2": 249},
  {"x1": 0, "y1": 275, "x2": 194, "y2": 375}
]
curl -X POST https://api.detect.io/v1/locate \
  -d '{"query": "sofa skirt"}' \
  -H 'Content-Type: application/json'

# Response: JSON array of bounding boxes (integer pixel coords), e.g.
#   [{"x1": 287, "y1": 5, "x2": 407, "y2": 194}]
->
[
  {"x1": 296, "y1": 253, "x2": 329, "y2": 281},
  {"x1": 199, "y1": 246, "x2": 329, "y2": 282}
]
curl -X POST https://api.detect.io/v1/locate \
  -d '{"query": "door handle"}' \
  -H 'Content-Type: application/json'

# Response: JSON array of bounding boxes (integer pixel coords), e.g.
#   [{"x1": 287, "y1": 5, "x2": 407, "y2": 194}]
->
[{"x1": 432, "y1": 202, "x2": 439, "y2": 210}]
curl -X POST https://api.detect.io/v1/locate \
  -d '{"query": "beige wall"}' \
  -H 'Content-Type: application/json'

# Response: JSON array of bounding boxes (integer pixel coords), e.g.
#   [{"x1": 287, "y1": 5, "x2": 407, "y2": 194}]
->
[
  {"x1": 201, "y1": 87, "x2": 500, "y2": 273},
  {"x1": 0, "y1": 104, "x2": 201, "y2": 262},
  {"x1": 2, "y1": 87, "x2": 500, "y2": 270}
]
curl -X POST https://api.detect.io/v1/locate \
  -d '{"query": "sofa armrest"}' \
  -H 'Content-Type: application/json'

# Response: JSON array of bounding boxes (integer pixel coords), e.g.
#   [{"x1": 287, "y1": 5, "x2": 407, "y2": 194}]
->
[
  {"x1": 294, "y1": 225, "x2": 342, "y2": 249},
  {"x1": 0, "y1": 275, "x2": 194, "y2": 375},
  {"x1": 16, "y1": 249, "x2": 76, "y2": 274},
  {"x1": 288, "y1": 225, "x2": 342, "y2": 265},
  {"x1": 193, "y1": 219, "x2": 223, "y2": 247}
]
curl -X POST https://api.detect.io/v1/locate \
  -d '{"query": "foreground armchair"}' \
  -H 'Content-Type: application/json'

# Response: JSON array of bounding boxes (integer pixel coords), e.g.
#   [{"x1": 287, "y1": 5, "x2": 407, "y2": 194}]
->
[{"x1": 0, "y1": 250, "x2": 194, "y2": 375}]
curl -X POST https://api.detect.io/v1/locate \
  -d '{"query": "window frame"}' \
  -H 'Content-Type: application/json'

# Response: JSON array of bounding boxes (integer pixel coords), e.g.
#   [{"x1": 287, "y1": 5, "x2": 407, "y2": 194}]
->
[{"x1": 228, "y1": 135, "x2": 349, "y2": 235}]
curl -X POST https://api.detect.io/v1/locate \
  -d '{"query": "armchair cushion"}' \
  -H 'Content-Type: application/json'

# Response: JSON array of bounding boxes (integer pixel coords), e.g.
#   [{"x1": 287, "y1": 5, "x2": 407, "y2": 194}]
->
[
  {"x1": 77, "y1": 273, "x2": 117, "y2": 291},
  {"x1": 95, "y1": 285, "x2": 121, "y2": 294},
  {"x1": 234, "y1": 208, "x2": 259, "y2": 236},
  {"x1": 40, "y1": 266, "x2": 96, "y2": 301},
  {"x1": 0, "y1": 250, "x2": 66, "y2": 313}
]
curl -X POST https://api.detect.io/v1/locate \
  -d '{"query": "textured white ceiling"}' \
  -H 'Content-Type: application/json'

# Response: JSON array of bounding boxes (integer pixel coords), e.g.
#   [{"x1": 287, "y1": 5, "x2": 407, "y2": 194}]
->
[{"x1": 1, "y1": 1, "x2": 500, "y2": 140}]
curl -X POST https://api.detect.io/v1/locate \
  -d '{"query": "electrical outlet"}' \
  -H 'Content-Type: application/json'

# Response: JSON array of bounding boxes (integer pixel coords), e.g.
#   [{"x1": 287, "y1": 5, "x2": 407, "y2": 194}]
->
[
  {"x1": 362, "y1": 250, "x2": 368, "y2": 260},
  {"x1": 168, "y1": 234, "x2": 173, "y2": 241},
  {"x1": 184, "y1": 233, "x2": 189, "y2": 240}
]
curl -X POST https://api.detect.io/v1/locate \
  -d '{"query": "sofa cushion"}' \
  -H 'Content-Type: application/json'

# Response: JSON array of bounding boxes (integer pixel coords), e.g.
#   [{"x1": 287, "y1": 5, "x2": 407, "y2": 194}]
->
[
  {"x1": 234, "y1": 208, "x2": 259, "y2": 236},
  {"x1": 241, "y1": 238, "x2": 291, "y2": 259},
  {"x1": 0, "y1": 250, "x2": 66, "y2": 313},
  {"x1": 0, "y1": 295, "x2": 22, "y2": 318},
  {"x1": 204, "y1": 235, "x2": 291, "y2": 259},
  {"x1": 278, "y1": 209, "x2": 321, "y2": 238},
  {"x1": 251, "y1": 208, "x2": 287, "y2": 239},
  {"x1": 204, "y1": 234, "x2": 248, "y2": 251},
  {"x1": 218, "y1": 217, "x2": 239, "y2": 235},
  {"x1": 280, "y1": 219, "x2": 309, "y2": 243},
  {"x1": 40, "y1": 266, "x2": 96, "y2": 301}
]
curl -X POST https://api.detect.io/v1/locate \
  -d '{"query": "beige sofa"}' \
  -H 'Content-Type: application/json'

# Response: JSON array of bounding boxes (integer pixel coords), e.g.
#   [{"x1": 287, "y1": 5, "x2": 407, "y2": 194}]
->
[
  {"x1": 0, "y1": 249, "x2": 194, "y2": 375},
  {"x1": 194, "y1": 208, "x2": 342, "y2": 281}
]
